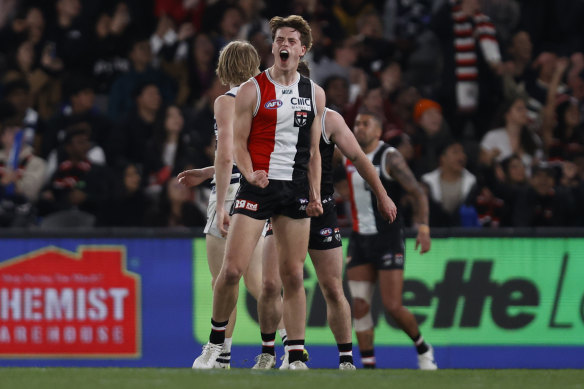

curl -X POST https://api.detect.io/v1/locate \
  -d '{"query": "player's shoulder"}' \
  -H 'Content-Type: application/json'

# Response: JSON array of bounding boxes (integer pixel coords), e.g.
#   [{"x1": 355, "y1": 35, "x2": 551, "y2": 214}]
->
[
  {"x1": 214, "y1": 94, "x2": 235, "y2": 109},
  {"x1": 236, "y1": 79, "x2": 259, "y2": 99}
]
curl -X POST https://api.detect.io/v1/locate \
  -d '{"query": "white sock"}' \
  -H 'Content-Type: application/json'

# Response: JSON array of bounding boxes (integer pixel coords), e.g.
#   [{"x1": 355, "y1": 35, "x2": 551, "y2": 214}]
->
[{"x1": 224, "y1": 337, "x2": 233, "y2": 353}]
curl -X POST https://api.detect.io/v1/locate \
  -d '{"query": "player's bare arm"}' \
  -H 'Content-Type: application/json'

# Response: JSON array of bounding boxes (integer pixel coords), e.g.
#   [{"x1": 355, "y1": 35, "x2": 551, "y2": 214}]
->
[
  {"x1": 385, "y1": 148, "x2": 431, "y2": 254},
  {"x1": 306, "y1": 84, "x2": 325, "y2": 217},
  {"x1": 177, "y1": 166, "x2": 215, "y2": 187},
  {"x1": 233, "y1": 80, "x2": 268, "y2": 188},
  {"x1": 328, "y1": 110, "x2": 397, "y2": 223},
  {"x1": 213, "y1": 94, "x2": 236, "y2": 236}
]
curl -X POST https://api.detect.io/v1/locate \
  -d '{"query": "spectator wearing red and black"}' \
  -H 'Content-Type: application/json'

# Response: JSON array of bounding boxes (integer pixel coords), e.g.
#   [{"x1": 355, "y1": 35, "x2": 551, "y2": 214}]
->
[
  {"x1": 430, "y1": 0, "x2": 504, "y2": 139},
  {"x1": 108, "y1": 81, "x2": 163, "y2": 170},
  {"x1": 38, "y1": 126, "x2": 109, "y2": 223}
]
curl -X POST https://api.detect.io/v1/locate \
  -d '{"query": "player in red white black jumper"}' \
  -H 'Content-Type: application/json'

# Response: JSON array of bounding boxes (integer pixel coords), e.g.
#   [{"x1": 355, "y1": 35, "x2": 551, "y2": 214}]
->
[{"x1": 193, "y1": 15, "x2": 325, "y2": 370}]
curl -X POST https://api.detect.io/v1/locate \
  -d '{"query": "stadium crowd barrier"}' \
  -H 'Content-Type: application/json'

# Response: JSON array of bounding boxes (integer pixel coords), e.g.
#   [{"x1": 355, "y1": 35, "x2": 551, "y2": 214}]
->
[{"x1": 0, "y1": 227, "x2": 582, "y2": 368}]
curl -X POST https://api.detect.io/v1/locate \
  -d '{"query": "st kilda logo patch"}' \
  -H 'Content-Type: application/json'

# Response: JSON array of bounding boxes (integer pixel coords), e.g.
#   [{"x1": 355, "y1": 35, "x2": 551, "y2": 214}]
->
[{"x1": 294, "y1": 111, "x2": 308, "y2": 127}]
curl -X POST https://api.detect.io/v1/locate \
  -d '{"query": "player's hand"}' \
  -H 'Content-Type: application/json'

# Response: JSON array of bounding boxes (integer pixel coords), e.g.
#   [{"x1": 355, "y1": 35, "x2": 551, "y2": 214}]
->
[
  {"x1": 306, "y1": 199, "x2": 323, "y2": 217},
  {"x1": 177, "y1": 168, "x2": 210, "y2": 187},
  {"x1": 377, "y1": 193, "x2": 397, "y2": 223},
  {"x1": 415, "y1": 225, "x2": 431, "y2": 254},
  {"x1": 215, "y1": 207, "x2": 230, "y2": 237},
  {"x1": 248, "y1": 170, "x2": 269, "y2": 188}
]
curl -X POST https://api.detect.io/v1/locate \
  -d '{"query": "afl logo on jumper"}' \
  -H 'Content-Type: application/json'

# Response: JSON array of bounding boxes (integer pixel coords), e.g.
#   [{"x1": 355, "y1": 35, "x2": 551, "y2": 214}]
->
[
  {"x1": 264, "y1": 99, "x2": 283, "y2": 109},
  {"x1": 294, "y1": 111, "x2": 308, "y2": 127}
]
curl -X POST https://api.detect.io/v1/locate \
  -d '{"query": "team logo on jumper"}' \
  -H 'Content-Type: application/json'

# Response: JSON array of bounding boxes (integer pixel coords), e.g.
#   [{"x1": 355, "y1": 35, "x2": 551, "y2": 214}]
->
[
  {"x1": 264, "y1": 99, "x2": 283, "y2": 109},
  {"x1": 235, "y1": 199, "x2": 258, "y2": 211},
  {"x1": 294, "y1": 111, "x2": 308, "y2": 127},
  {"x1": 319, "y1": 228, "x2": 333, "y2": 237},
  {"x1": 0, "y1": 246, "x2": 141, "y2": 358}
]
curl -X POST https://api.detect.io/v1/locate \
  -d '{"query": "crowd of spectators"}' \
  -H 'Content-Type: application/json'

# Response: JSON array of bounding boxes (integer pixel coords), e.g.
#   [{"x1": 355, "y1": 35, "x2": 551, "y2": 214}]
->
[{"x1": 0, "y1": 0, "x2": 583, "y2": 229}]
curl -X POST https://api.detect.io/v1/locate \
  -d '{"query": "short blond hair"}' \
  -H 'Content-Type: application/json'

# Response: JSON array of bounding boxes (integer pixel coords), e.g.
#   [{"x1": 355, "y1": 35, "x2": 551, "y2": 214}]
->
[
  {"x1": 216, "y1": 41, "x2": 260, "y2": 86},
  {"x1": 269, "y1": 15, "x2": 312, "y2": 52}
]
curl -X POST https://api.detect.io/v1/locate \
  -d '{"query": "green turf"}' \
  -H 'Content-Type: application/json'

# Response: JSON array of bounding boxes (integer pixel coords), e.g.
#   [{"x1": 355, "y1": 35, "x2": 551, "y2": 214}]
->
[{"x1": 1, "y1": 368, "x2": 583, "y2": 389}]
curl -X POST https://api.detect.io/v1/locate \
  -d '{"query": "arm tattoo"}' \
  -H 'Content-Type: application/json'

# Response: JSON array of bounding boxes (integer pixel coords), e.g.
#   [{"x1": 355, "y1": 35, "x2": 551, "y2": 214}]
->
[{"x1": 385, "y1": 150, "x2": 429, "y2": 225}]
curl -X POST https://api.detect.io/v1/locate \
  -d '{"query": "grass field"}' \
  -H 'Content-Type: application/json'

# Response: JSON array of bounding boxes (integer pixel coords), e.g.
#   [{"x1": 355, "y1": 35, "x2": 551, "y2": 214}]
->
[{"x1": 1, "y1": 368, "x2": 583, "y2": 389}]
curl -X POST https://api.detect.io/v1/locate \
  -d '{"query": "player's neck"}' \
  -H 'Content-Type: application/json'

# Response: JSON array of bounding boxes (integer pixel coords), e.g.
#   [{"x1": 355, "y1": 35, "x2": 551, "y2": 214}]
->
[
  {"x1": 268, "y1": 66, "x2": 298, "y2": 86},
  {"x1": 363, "y1": 140, "x2": 380, "y2": 155}
]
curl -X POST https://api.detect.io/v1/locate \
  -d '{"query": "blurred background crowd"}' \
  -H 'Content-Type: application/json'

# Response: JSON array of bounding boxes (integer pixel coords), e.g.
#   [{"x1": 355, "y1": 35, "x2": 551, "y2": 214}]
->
[{"x1": 0, "y1": 0, "x2": 583, "y2": 229}]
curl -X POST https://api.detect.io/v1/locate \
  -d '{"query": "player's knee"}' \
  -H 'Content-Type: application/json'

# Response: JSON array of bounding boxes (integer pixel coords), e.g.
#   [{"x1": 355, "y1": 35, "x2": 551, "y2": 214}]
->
[
  {"x1": 352, "y1": 298, "x2": 370, "y2": 319},
  {"x1": 222, "y1": 265, "x2": 244, "y2": 285},
  {"x1": 348, "y1": 280, "x2": 374, "y2": 318},
  {"x1": 384, "y1": 301, "x2": 403, "y2": 317},
  {"x1": 320, "y1": 280, "x2": 345, "y2": 304},
  {"x1": 280, "y1": 270, "x2": 304, "y2": 291},
  {"x1": 352, "y1": 301, "x2": 374, "y2": 332},
  {"x1": 262, "y1": 277, "x2": 282, "y2": 298}
]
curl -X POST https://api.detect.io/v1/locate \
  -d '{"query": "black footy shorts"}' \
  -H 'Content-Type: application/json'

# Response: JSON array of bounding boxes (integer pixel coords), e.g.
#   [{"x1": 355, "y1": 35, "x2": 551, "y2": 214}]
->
[
  {"x1": 264, "y1": 195, "x2": 342, "y2": 251},
  {"x1": 231, "y1": 177, "x2": 309, "y2": 220},
  {"x1": 346, "y1": 229, "x2": 405, "y2": 271}
]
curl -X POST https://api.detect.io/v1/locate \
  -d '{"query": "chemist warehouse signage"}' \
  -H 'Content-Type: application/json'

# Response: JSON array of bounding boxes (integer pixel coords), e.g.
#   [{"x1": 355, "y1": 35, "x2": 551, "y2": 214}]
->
[
  {"x1": 0, "y1": 246, "x2": 141, "y2": 357},
  {"x1": 193, "y1": 237, "x2": 584, "y2": 346}
]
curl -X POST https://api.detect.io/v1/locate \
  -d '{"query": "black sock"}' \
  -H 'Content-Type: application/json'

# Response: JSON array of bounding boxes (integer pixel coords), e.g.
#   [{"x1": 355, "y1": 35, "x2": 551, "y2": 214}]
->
[
  {"x1": 210, "y1": 318, "x2": 228, "y2": 345},
  {"x1": 338, "y1": 342, "x2": 353, "y2": 364},
  {"x1": 288, "y1": 339, "x2": 305, "y2": 363},
  {"x1": 261, "y1": 332, "x2": 276, "y2": 356},
  {"x1": 412, "y1": 333, "x2": 429, "y2": 355},
  {"x1": 360, "y1": 349, "x2": 375, "y2": 368}
]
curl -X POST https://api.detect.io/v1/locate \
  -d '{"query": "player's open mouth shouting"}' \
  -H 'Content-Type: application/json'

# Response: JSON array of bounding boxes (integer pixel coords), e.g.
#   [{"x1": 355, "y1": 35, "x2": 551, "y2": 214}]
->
[{"x1": 280, "y1": 49, "x2": 289, "y2": 63}]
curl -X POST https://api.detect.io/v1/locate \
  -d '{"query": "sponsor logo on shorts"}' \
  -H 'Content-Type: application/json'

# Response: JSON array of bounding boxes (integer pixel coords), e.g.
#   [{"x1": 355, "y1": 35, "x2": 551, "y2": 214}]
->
[
  {"x1": 320, "y1": 228, "x2": 333, "y2": 236},
  {"x1": 264, "y1": 99, "x2": 283, "y2": 109},
  {"x1": 382, "y1": 253, "x2": 393, "y2": 266},
  {"x1": 235, "y1": 199, "x2": 258, "y2": 211},
  {"x1": 323, "y1": 237, "x2": 332, "y2": 243}
]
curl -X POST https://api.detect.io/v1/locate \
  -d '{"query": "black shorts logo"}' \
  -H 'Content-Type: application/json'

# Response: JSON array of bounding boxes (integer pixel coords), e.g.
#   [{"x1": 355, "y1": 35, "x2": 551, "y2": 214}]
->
[{"x1": 294, "y1": 111, "x2": 308, "y2": 127}]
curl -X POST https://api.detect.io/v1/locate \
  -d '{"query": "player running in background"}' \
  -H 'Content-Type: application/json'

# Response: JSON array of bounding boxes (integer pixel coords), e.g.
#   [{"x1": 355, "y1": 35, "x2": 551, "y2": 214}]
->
[
  {"x1": 343, "y1": 110, "x2": 437, "y2": 370},
  {"x1": 192, "y1": 15, "x2": 325, "y2": 370}
]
